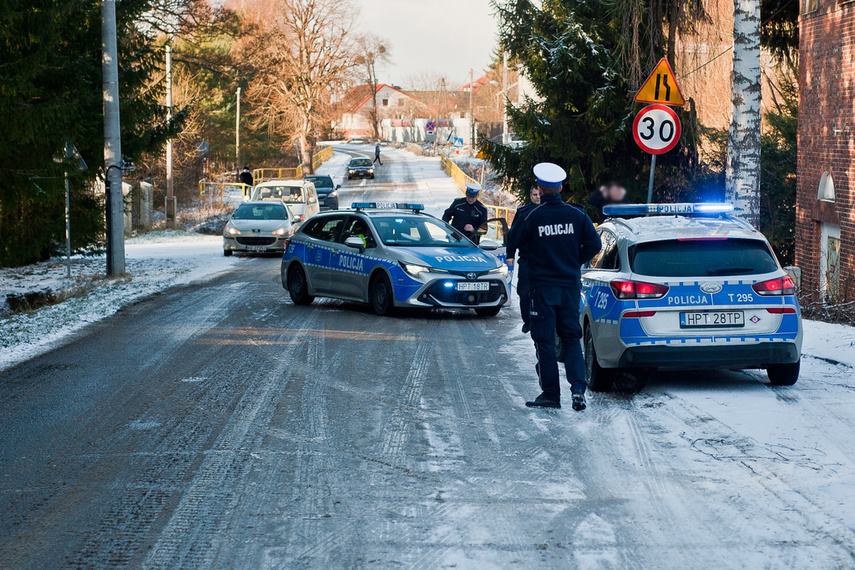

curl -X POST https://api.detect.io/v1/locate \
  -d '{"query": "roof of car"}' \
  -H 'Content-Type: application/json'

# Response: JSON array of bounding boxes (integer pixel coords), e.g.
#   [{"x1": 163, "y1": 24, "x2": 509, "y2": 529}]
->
[
  {"x1": 239, "y1": 201, "x2": 287, "y2": 207},
  {"x1": 602, "y1": 214, "x2": 763, "y2": 243},
  {"x1": 254, "y1": 179, "x2": 305, "y2": 186}
]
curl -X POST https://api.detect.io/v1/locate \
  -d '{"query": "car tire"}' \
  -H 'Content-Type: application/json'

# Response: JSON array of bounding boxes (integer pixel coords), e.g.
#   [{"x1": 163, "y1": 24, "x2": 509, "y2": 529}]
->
[
  {"x1": 370, "y1": 273, "x2": 395, "y2": 316},
  {"x1": 585, "y1": 325, "x2": 614, "y2": 392},
  {"x1": 223, "y1": 249, "x2": 232, "y2": 257},
  {"x1": 475, "y1": 306, "x2": 501, "y2": 317},
  {"x1": 287, "y1": 265, "x2": 314, "y2": 306},
  {"x1": 767, "y1": 359, "x2": 800, "y2": 386}
]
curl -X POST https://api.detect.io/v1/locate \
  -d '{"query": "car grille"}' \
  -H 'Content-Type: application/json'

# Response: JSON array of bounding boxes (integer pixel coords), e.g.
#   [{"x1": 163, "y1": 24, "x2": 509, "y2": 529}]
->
[
  {"x1": 236, "y1": 236, "x2": 277, "y2": 246},
  {"x1": 420, "y1": 280, "x2": 504, "y2": 305}
]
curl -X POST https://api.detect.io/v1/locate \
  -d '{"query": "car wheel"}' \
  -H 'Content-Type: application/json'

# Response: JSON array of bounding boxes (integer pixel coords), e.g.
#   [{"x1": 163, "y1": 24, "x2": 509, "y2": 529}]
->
[
  {"x1": 475, "y1": 306, "x2": 501, "y2": 317},
  {"x1": 287, "y1": 265, "x2": 314, "y2": 306},
  {"x1": 585, "y1": 325, "x2": 614, "y2": 392},
  {"x1": 370, "y1": 273, "x2": 395, "y2": 316},
  {"x1": 767, "y1": 359, "x2": 800, "y2": 386},
  {"x1": 223, "y1": 249, "x2": 232, "y2": 257}
]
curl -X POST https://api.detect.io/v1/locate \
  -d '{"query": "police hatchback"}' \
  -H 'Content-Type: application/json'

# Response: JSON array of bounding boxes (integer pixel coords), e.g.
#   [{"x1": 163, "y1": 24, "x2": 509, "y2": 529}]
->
[
  {"x1": 581, "y1": 203, "x2": 802, "y2": 391},
  {"x1": 281, "y1": 203, "x2": 510, "y2": 316}
]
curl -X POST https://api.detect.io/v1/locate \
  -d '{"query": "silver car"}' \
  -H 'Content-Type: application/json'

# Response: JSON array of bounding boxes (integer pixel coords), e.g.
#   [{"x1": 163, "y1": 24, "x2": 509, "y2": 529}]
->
[{"x1": 223, "y1": 201, "x2": 294, "y2": 256}]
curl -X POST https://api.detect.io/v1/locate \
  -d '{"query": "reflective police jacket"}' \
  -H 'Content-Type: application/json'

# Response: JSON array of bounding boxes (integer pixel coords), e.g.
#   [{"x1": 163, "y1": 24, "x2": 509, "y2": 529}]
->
[
  {"x1": 506, "y1": 193, "x2": 601, "y2": 289},
  {"x1": 442, "y1": 198, "x2": 488, "y2": 236}
]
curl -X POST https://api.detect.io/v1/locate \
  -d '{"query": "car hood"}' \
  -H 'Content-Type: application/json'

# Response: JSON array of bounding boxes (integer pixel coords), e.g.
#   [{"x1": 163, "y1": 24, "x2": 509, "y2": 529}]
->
[
  {"x1": 394, "y1": 246, "x2": 500, "y2": 272},
  {"x1": 227, "y1": 219, "x2": 289, "y2": 232}
]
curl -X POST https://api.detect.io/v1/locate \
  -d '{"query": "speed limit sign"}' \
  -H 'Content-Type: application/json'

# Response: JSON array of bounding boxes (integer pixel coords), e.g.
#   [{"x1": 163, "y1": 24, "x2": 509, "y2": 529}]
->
[{"x1": 633, "y1": 104, "x2": 681, "y2": 155}]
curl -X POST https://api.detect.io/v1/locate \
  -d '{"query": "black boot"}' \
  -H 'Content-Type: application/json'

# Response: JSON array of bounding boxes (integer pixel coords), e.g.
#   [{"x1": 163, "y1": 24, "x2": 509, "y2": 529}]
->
[
  {"x1": 521, "y1": 322, "x2": 531, "y2": 334},
  {"x1": 571, "y1": 393, "x2": 586, "y2": 412},
  {"x1": 525, "y1": 393, "x2": 561, "y2": 409}
]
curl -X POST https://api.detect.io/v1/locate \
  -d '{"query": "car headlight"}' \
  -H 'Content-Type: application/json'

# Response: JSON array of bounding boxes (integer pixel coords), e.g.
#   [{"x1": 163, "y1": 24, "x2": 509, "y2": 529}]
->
[
  {"x1": 400, "y1": 262, "x2": 448, "y2": 278},
  {"x1": 272, "y1": 227, "x2": 289, "y2": 236},
  {"x1": 489, "y1": 265, "x2": 509, "y2": 278},
  {"x1": 226, "y1": 225, "x2": 241, "y2": 235},
  {"x1": 329, "y1": 190, "x2": 338, "y2": 197},
  {"x1": 348, "y1": 169, "x2": 355, "y2": 173}
]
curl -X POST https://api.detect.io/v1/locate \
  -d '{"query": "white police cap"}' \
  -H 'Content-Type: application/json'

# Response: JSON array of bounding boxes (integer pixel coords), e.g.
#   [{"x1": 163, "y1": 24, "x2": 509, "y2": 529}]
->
[
  {"x1": 465, "y1": 182, "x2": 482, "y2": 196},
  {"x1": 533, "y1": 162, "x2": 566, "y2": 188}
]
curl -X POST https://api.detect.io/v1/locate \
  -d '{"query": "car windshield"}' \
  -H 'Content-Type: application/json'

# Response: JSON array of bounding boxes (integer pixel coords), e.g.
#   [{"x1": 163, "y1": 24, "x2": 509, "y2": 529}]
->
[
  {"x1": 232, "y1": 203, "x2": 288, "y2": 221},
  {"x1": 629, "y1": 238, "x2": 778, "y2": 277},
  {"x1": 306, "y1": 176, "x2": 333, "y2": 188},
  {"x1": 372, "y1": 216, "x2": 471, "y2": 247},
  {"x1": 350, "y1": 159, "x2": 372, "y2": 167}
]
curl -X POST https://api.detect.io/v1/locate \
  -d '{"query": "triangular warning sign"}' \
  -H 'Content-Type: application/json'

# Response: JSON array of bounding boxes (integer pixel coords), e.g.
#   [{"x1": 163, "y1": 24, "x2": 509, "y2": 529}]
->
[{"x1": 635, "y1": 58, "x2": 685, "y2": 106}]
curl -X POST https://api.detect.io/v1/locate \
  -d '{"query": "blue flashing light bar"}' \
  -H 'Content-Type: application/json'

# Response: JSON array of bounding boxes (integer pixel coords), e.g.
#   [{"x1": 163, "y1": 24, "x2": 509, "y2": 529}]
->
[
  {"x1": 602, "y1": 203, "x2": 734, "y2": 217},
  {"x1": 351, "y1": 202, "x2": 425, "y2": 211}
]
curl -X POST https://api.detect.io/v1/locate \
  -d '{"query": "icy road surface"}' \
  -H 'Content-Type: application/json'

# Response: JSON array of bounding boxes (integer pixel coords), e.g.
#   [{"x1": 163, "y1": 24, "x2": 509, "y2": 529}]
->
[{"x1": 2, "y1": 147, "x2": 855, "y2": 568}]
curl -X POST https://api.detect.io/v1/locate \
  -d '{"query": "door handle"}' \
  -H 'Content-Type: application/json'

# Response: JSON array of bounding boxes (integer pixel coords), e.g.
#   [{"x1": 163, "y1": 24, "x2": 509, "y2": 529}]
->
[{"x1": 331, "y1": 250, "x2": 340, "y2": 256}]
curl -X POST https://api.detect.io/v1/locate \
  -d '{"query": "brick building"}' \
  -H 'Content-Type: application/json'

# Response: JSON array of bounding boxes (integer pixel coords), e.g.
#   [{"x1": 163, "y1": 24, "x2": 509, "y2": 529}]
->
[{"x1": 796, "y1": 0, "x2": 853, "y2": 301}]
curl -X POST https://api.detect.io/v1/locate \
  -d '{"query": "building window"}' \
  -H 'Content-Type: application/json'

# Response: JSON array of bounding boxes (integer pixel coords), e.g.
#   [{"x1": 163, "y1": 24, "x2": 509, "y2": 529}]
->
[
  {"x1": 818, "y1": 171, "x2": 835, "y2": 202},
  {"x1": 805, "y1": 0, "x2": 819, "y2": 13},
  {"x1": 382, "y1": 98, "x2": 389, "y2": 106},
  {"x1": 398, "y1": 99, "x2": 404, "y2": 106}
]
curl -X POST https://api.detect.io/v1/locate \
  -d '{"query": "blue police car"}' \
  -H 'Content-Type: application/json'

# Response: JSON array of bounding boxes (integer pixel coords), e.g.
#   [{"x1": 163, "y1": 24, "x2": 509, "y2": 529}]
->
[
  {"x1": 280, "y1": 203, "x2": 511, "y2": 316},
  {"x1": 581, "y1": 203, "x2": 803, "y2": 391}
]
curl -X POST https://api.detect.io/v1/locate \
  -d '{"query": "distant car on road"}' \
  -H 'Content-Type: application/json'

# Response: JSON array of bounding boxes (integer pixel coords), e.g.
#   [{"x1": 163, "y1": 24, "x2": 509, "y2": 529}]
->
[
  {"x1": 347, "y1": 158, "x2": 375, "y2": 180},
  {"x1": 580, "y1": 203, "x2": 803, "y2": 391},
  {"x1": 303, "y1": 175, "x2": 340, "y2": 210},
  {"x1": 250, "y1": 179, "x2": 320, "y2": 227},
  {"x1": 281, "y1": 203, "x2": 510, "y2": 316},
  {"x1": 223, "y1": 201, "x2": 294, "y2": 256}
]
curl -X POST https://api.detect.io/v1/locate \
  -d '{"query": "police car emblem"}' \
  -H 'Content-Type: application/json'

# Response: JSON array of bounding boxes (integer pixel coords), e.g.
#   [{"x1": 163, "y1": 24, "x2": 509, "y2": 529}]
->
[
  {"x1": 700, "y1": 282, "x2": 722, "y2": 294},
  {"x1": 467, "y1": 272, "x2": 477, "y2": 280}
]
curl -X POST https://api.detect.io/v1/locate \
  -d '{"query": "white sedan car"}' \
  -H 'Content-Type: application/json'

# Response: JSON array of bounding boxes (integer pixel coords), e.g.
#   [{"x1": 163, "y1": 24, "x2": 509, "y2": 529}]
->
[{"x1": 223, "y1": 201, "x2": 294, "y2": 256}]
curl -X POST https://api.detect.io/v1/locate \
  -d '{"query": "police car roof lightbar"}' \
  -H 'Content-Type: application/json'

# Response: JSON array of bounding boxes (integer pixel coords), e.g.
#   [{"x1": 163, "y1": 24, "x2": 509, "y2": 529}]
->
[
  {"x1": 602, "y1": 203, "x2": 734, "y2": 217},
  {"x1": 351, "y1": 202, "x2": 425, "y2": 212}
]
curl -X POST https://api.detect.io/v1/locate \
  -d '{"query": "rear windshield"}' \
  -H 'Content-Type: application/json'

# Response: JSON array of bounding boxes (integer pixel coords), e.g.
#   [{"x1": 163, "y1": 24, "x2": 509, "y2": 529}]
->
[
  {"x1": 629, "y1": 238, "x2": 778, "y2": 277},
  {"x1": 233, "y1": 203, "x2": 288, "y2": 220},
  {"x1": 350, "y1": 159, "x2": 372, "y2": 167}
]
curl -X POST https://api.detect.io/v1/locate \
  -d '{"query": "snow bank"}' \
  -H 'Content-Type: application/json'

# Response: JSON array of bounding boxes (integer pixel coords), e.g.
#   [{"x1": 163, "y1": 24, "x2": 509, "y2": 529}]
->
[{"x1": 802, "y1": 319, "x2": 855, "y2": 368}]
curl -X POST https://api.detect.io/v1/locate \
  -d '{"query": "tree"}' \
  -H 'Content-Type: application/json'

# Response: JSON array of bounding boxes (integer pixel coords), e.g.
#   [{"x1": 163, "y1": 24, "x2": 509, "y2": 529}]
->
[
  {"x1": 355, "y1": 35, "x2": 391, "y2": 140},
  {"x1": 726, "y1": 0, "x2": 762, "y2": 227}
]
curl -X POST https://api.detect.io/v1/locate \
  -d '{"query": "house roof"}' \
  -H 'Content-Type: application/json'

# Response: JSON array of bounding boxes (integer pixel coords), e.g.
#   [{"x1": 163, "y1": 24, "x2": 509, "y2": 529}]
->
[{"x1": 338, "y1": 84, "x2": 421, "y2": 114}]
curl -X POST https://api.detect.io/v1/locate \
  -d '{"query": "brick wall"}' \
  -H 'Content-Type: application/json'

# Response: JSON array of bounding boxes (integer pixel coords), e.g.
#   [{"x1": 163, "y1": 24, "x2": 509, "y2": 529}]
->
[{"x1": 797, "y1": 0, "x2": 855, "y2": 300}]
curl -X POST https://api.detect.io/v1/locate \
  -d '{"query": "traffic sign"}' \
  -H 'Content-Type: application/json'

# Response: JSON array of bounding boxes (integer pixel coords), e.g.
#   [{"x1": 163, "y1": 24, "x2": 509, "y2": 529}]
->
[
  {"x1": 425, "y1": 120, "x2": 436, "y2": 133},
  {"x1": 635, "y1": 58, "x2": 685, "y2": 106},
  {"x1": 452, "y1": 137, "x2": 464, "y2": 148},
  {"x1": 633, "y1": 104, "x2": 681, "y2": 155}
]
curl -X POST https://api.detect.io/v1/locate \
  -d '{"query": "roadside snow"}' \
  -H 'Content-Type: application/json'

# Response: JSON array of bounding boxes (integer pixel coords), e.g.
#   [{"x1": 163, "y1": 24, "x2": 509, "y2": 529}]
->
[
  {"x1": 0, "y1": 231, "x2": 237, "y2": 372},
  {"x1": 802, "y1": 319, "x2": 855, "y2": 368}
]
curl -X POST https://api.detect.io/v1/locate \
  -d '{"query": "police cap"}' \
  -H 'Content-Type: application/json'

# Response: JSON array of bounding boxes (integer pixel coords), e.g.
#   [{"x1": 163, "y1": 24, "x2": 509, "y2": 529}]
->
[{"x1": 533, "y1": 163, "x2": 566, "y2": 189}]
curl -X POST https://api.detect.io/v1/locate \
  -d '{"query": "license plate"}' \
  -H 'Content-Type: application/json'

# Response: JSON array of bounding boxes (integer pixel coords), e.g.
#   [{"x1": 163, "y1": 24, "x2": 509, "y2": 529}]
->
[
  {"x1": 248, "y1": 245, "x2": 267, "y2": 252},
  {"x1": 456, "y1": 282, "x2": 489, "y2": 292},
  {"x1": 680, "y1": 311, "x2": 745, "y2": 328}
]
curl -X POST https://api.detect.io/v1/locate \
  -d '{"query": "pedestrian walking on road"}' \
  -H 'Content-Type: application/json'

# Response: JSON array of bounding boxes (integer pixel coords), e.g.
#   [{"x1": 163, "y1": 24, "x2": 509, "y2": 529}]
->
[
  {"x1": 507, "y1": 184, "x2": 541, "y2": 333},
  {"x1": 374, "y1": 143, "x2": 382, "y2": 165},
  {"x1": 442, "y1": 183, "x2": 489, "y2": 243},
  {"x1": 506, "y1": 163, "x2": 601, "y2": 411},
  {"x1": 239, "y1": 166, "x2": 254, "y2": 187}
]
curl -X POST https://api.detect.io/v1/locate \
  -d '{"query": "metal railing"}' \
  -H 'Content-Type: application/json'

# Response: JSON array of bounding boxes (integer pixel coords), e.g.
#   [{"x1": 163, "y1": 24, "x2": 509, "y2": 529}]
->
[
  {"x1": 312, "y1": 145, "x2": 333, "y2": 170},
  {"x1": 441, "y1": 154, "x2": 517, "y2": 227},
  {"x1": 198, "y1": 181, "x2": 252, "y2": 202},
  {"x1": 252, "y1": 146, "x2": 335, "y2": 184}
]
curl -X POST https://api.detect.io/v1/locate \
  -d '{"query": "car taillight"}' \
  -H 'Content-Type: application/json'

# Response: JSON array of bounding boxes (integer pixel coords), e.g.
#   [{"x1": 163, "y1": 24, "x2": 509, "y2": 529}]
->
[
  {"x1": 623, "y1": 311, "x2": 657, "y2": 318},
  {"x1": 283, "y1": 239, "x2": 291, "y2": 249},
  {"x1": 752, "y1": 276, "x2": 795, "y2": 296},
  {"x1": 610, "y1": 279, "x2": 669, "y2": 300},
  {"x1": 766, "y1": 307, "x2": 796, "y2": 314}
]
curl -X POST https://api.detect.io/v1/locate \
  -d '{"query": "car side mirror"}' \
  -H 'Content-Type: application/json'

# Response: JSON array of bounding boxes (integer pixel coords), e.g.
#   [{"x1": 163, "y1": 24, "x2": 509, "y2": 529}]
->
[
  {"x1": 336, "y1": 184, "x2": 341, "y2": 189},
  {"x1": 292, "y1": 218, "x2": 301, "y2": 224},
  {"x1": 479, "y1": 239, "x2": 499, "y2": 251},
  {"x1": 344, "y1": 236, "x2": 365, "y2": 252}
]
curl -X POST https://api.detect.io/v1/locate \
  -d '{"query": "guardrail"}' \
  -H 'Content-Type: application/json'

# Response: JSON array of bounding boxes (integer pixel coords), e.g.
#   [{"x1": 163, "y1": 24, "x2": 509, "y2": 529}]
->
[
  {"x1": 198, "y1": 181, "x2": 252, "y2": 202},
  {"x1": 441, "y1": 154, "x2": 517, "y2": 227},
  {"x1": 253, "y1": 146, "x2": 336, "y2": 184}
]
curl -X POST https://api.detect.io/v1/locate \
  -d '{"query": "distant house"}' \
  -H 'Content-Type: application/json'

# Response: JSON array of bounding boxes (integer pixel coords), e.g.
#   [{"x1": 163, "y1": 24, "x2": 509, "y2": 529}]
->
[
  {"x1": 795, "y1": 0, "x2": 852, "y2": 302},
  {"x1": 333, "y1": 84, "x2": 430, "y2": 140}
]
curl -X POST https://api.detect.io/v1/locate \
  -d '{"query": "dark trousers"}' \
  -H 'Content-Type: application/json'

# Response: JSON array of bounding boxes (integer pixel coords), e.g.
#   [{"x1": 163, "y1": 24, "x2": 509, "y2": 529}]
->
[
  {"x1": 517, "y1": 261, "x2": 531, "y2": 326},
  {"x1": 530, "y1": 286, "x2": 586, "y2": 399},
  {"x1": 374, "y1": 155, "x2": 382, "y2": 164}
]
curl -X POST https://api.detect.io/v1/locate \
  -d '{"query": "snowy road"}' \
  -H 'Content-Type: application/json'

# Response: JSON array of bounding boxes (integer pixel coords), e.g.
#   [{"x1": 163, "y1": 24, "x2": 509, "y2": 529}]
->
[{"x1": 2, "y1": 147, "x2": 855, "y2": 568}]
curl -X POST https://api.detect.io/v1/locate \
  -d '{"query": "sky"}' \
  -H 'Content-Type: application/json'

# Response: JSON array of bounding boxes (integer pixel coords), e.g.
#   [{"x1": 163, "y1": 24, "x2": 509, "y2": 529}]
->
[{"x1": 352, "y1": 0, "x2": 498, "y2": 89}]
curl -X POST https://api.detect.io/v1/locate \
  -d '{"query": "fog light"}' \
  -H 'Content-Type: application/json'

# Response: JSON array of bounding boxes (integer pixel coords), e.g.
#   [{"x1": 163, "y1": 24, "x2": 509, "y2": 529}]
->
[
  {"x1": 444, "y1": 282, "x2": 454, "y2": 288},
  {"x1": 467, "y1": 294, "x2": 476, "y2": 304}
]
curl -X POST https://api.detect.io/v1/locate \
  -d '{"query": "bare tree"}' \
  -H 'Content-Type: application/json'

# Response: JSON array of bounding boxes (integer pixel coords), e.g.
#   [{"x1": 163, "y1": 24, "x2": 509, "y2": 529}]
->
[{"x1": 355, "y1": 34, "x2": 391, "y2": 140}]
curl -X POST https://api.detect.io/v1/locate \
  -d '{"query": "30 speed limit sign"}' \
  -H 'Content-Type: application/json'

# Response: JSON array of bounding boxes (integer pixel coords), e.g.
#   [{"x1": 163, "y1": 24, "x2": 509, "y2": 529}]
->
[{"x1": 633, "y1": 104, "x2": 681, "y2": 155}]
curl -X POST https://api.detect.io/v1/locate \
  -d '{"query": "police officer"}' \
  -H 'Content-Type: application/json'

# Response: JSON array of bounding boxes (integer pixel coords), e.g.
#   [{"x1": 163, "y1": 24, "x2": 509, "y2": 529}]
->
[
  {"x1": 507, "y1": 184, "x2": 541, "y2": 333},
  {"x1": 239, "y1": 166, "x2": 253, "y2": 187},
  {"x1": 442, "y1": 183, "x2": 489, "y2": 242},
  {"x1": 507, "y1": 163, "x2": 601, "y2": 411}
]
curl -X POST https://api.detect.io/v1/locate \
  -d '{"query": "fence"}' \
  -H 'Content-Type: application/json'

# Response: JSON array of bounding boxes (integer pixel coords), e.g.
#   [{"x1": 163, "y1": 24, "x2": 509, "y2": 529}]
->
[
  {"x1": 198, "y1": 182, "x2": 252, "y2": 203},
  {"x1": 252, "y1": 145, "x2": 335, "y2": 184},
  {"x1": 440, "y1": 154, "x2": 516, "y2": 227}
]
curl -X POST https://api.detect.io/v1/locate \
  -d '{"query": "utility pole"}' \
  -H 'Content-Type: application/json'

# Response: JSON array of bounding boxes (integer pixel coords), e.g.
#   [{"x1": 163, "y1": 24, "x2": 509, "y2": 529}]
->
[
  {"x1": 469, "y1": 68, "x2": 475, "y2": 155},
  {"x1": 102, "y1": 0, "x2": 125, "y2": 276},
  {"x1": 235, "y1": 87, "x2": 241, "y2": 175},
  {"x1": 64, "y1": 169, "x2": 71, "y2": 278},
  {"x1": 502, "y1": 51, "x2": 509, "y2": 145},
  {"x1": 165, "y1": 43, "x2": 174, "y2": 229},
  {"x1": 433, "y1": 79, "x2": 443, "y2": 155}
]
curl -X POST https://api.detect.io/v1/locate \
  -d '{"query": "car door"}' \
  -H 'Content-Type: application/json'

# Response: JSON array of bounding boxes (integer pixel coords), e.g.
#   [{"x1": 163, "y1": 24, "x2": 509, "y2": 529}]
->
[
  {"x1": 328, "y1": 215, "x2": 378, "y2": 300},
  {"x1": 300, "y1": 215, "x2": 346, "y2": 294},
  {"x1": 582, "y1": 229, "x2": 623, "y2": 358},
  {"x1": 304, "y1": 183, "x2": 320, "y2": 219}
]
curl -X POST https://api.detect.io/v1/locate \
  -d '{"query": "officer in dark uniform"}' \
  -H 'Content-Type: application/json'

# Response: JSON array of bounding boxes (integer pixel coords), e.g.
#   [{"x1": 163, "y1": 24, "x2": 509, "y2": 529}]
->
[
  {"x1": 239, "y1": 166, "x2": 253, "y2": 187},
  {"x1": 507, "y1": 163, "x2": 601, "y2": 411},
  {"x1": 442, "y1": 183, "x2": 489, "y2": 242},
  {"x1": 507, "y1": 184, "x2": 541, "y2": 333}
]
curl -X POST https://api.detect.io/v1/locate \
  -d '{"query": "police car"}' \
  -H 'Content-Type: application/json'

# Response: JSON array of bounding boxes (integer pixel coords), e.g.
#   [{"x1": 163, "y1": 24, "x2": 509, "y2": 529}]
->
[
  {"x1": 581, "y1": 203, "x2": 802, "y2": 391},
  {"x1": 280, "y1": 202, "x2": 511, "y2": 316}
]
